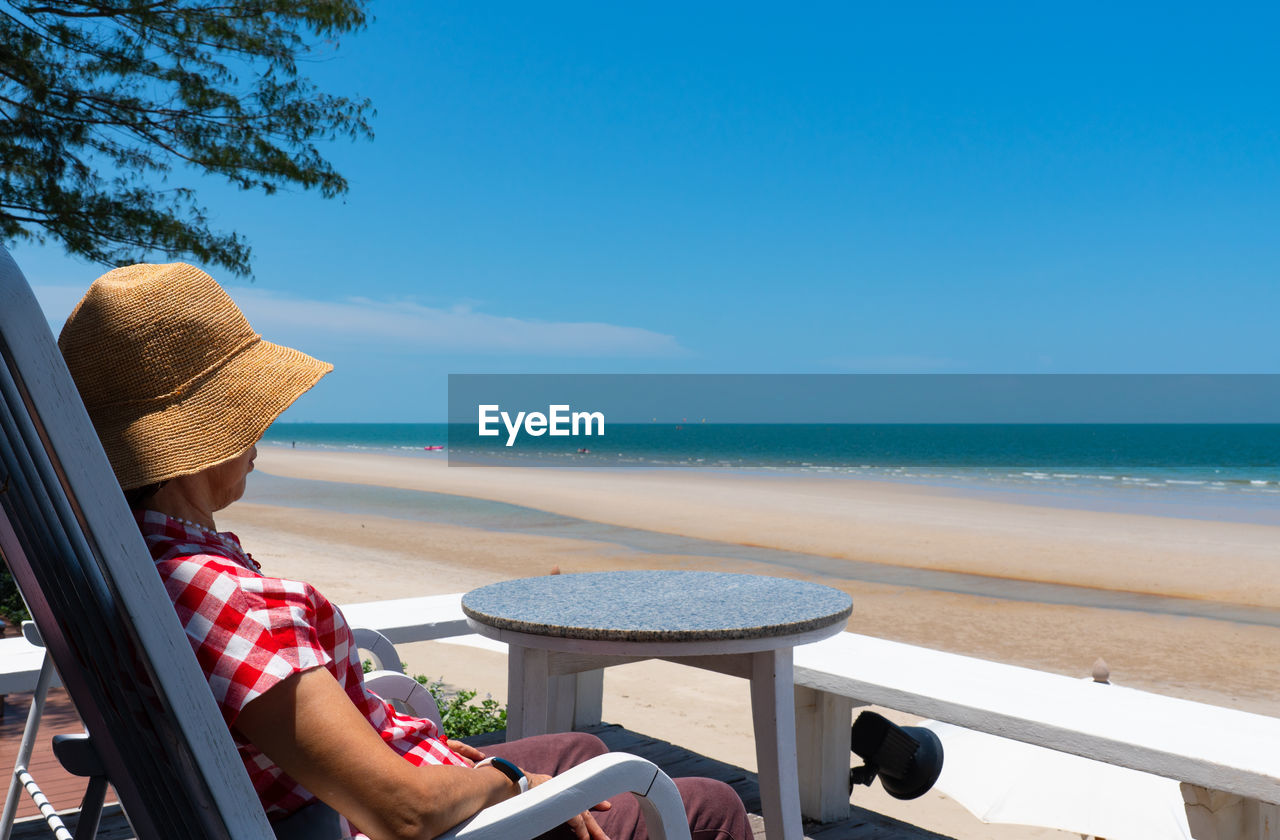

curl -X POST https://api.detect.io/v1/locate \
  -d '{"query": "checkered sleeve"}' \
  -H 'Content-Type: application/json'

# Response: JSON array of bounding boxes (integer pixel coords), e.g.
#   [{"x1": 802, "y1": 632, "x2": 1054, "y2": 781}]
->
[{"x1": 160, "y1": 554, "x2": 331, "y2": 726}]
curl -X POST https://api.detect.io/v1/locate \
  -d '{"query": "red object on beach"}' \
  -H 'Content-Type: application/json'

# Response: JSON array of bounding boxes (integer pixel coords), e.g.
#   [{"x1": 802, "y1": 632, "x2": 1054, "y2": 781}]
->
[{"x1": 423, "y1": 445, "x2": 444, "y2": 451}]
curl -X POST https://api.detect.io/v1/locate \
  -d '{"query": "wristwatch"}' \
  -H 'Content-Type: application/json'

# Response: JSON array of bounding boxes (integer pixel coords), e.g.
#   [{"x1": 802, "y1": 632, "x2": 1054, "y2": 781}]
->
[{"x1": 476, "y1": 756, "x2": 529, "y2": 793}]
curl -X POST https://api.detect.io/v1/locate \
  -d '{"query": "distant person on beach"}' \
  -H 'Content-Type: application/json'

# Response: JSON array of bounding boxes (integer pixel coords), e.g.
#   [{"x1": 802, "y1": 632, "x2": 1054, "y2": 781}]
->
[{"x1": 57, "y1": 263, "x2": 748, "y2": 840}]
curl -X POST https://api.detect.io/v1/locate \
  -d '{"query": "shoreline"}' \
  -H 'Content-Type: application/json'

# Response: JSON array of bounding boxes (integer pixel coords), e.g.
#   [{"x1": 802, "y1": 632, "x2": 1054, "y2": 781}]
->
[
  {"x1": 249, "y1": 448, "x2": 1280, "y2": 608},
  {"x1": 257, "y1": 435, "x2": 1280, "y2": 529},
  {"x1": 243, "y1": 470, "x2": 1280, "y2": 629}
]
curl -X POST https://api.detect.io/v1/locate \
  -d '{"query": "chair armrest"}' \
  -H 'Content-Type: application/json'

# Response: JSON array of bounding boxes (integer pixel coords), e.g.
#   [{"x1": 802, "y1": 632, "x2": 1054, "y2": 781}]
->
[
  {"x1": 437, "y1": 753, "x2": 691, "y2": 840},
  {"x1": 364, "y1": 670, "x2": 443, "y2": 729},
  {"x1": 21, "y1": 620, "x2": 44, "y2": 647},
  {"x1": 351, "y1": 627, "x2": 403, "y2": 673}
]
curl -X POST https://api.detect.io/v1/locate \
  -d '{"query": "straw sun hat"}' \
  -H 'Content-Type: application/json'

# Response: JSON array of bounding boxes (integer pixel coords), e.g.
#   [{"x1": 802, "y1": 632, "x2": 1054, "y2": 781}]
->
[{"x1": 58, "y1": 263, "x2": 332, "y2": 490}]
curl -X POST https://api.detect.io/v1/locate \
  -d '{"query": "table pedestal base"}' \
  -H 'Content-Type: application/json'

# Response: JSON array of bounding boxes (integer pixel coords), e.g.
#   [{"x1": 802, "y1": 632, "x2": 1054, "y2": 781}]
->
[{"x1": 505, "y1": 647, "x2": 804, "y2": 840}]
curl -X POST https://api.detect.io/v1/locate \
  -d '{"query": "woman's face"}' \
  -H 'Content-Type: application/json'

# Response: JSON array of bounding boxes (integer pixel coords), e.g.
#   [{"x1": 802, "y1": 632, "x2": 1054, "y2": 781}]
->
[{"x1": 204, "y1": 444, "x2": 257, "y2": 512}]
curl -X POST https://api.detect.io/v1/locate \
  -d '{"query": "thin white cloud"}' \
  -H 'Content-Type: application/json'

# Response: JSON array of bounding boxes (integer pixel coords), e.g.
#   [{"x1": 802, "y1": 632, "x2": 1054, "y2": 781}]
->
[{"x1": 31, "y1": 284, "x2": 686, "y2": 358}]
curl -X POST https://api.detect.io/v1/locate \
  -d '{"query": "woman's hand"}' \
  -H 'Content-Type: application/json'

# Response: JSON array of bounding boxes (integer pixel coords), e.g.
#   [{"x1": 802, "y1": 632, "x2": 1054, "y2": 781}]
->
[
  {"x1": 446, "y1": 740, "x2": 486, "y2": 766},
  {"x1": 525, "y1": 772, "x2": 612, "y2": 840},
  {"x1": 450, "y1": 746, "x2": 614, "y2": 838}
]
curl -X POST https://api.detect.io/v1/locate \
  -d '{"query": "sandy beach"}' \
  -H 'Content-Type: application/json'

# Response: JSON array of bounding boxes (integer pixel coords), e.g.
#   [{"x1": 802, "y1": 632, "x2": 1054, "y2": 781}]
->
[{"x1": 220, "y1": 447, "x2": 1280, "y2": 839}]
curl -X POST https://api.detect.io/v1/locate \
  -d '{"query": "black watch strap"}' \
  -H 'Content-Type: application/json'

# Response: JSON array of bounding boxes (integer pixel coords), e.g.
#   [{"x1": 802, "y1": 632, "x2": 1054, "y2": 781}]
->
[{"x1": 478, "y1": 756, "x2": 529, "y2": 792}]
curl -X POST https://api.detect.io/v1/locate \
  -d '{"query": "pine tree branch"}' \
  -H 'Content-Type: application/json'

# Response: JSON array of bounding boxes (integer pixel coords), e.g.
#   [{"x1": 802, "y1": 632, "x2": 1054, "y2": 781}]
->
[{"x1": 0, "y1": 0, "x2": 372, "y2": 274}]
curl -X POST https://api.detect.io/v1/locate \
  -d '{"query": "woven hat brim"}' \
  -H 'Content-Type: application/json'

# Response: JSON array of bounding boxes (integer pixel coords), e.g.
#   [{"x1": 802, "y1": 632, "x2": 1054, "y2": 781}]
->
[{"x1": 99, "y1": 339, "x2": 332, "y2": 490}]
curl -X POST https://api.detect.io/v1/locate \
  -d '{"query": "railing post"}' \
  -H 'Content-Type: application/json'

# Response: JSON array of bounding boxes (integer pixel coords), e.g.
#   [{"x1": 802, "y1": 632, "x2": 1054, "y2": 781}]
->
[
  {"x1": 794, "y1": 685, "x2": 857, "y2": 822},
  {"x1": 1182, "y1": 784, "x2": 1279, "y2": 840}
]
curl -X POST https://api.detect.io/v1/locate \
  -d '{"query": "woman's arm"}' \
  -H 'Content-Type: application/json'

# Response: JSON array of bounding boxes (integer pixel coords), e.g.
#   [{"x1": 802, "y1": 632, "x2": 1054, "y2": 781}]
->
[{"x1": 237, "y1": 667, "x2": 519, "y2": 840}]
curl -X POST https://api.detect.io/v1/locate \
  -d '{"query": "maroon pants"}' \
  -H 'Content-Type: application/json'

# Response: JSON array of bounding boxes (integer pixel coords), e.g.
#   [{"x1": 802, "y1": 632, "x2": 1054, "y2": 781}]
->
[{"x1": 483, "y1": 732, "x2": 750, "y2": 840}]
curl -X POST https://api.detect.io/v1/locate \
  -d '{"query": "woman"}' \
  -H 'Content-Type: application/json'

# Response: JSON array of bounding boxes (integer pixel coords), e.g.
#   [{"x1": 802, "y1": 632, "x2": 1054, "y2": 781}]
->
[{"x1": 58, "y1": 262, "x2": 749, "y2": 840}]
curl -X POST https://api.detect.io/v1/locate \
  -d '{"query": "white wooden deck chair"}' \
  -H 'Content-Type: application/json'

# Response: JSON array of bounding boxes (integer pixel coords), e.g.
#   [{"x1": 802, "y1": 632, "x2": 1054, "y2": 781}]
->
[{"x1": 0, "y1": 244, "x2": 691, "y2": 840}]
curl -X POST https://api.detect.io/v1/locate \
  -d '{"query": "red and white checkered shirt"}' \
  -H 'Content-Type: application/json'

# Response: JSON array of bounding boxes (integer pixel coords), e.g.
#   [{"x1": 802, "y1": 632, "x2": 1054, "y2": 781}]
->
[{"x1": 137, "y1": 509, "x2": 468, "y2": 825}]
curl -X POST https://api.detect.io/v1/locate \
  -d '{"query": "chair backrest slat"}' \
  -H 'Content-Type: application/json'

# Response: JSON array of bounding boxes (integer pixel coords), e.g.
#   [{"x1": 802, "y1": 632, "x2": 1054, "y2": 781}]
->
[{"x1": 0, "y1": 246, "x2": 275, "y2": 840}]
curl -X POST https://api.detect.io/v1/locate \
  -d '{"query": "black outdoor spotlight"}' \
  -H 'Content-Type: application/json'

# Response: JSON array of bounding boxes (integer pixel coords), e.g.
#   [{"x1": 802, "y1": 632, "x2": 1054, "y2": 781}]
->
[{"x1": 849, "y1": 711, "x2": 944, "y2": 800}]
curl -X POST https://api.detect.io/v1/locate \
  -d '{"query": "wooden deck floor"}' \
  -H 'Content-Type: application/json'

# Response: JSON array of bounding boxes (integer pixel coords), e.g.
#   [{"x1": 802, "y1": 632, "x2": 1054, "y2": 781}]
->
[{"x1": 5, "y1": 714, "x2": 953, "y2": 839}]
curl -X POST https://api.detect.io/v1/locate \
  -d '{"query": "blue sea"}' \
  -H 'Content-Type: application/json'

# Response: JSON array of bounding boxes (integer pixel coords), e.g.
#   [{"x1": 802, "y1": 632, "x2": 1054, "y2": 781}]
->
[{"x1": 262, "y1": 423, "x2": 1280, "y2": 525}]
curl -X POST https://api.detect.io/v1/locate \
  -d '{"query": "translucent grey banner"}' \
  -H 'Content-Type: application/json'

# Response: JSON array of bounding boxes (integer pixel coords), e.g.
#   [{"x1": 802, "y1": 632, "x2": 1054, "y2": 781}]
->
[
  {"x1": 442, "y1": 373, "x2": 1280, "y2": 478},
  {"x1": 445, "y1": 374, "x2": 1280, "y2": 474}
]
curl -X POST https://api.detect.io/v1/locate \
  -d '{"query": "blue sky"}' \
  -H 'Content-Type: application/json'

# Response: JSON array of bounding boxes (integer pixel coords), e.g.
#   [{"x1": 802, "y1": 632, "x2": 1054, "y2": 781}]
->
[{"x1": 13, "y1": 2, "x2": 1280, "y2": 420}]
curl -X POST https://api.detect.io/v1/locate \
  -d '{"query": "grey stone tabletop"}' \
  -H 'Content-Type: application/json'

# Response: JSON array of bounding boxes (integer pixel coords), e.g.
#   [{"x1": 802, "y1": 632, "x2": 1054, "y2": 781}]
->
[{"x1": 462, "y1": 571, "x2": 852, "y2": 642}]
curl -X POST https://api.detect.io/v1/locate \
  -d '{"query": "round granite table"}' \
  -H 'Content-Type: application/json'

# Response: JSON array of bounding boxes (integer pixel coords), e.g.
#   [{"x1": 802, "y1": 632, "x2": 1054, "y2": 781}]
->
[{"x1": 463, "y1": 571, "x2": 852, "y2": 840}]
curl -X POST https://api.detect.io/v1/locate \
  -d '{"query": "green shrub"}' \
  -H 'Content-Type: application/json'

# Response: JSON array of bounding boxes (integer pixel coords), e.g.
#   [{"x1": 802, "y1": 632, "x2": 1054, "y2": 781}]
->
[
  {"x1": 361, "y1": 659, "x2": 508, "y2": 739},
  {"x1": 420, "y1": 676, "x2": 508, "y2": 739},
  {"x1": 0, "y1": 561, "x2": 30, "y2": 625}
]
